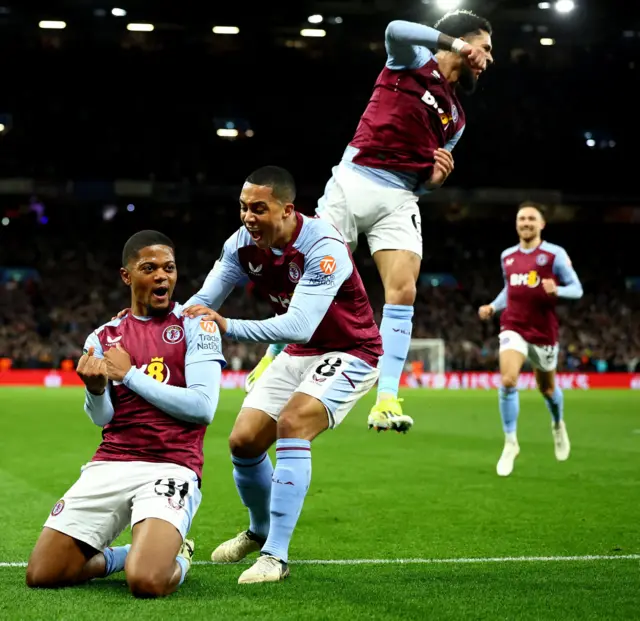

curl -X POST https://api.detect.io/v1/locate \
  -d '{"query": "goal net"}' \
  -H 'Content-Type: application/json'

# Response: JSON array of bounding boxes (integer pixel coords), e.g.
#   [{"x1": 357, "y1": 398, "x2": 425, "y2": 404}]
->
[{"x1": 407, "y1": 339, "x2": 445, "y2": 373}]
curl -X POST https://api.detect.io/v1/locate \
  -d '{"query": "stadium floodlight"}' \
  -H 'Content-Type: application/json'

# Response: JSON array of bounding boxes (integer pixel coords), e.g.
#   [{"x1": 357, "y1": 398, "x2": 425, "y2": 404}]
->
[
  {"x1": 213, "y1": 26, "x2": 239, "y2": 34},
  {"x1": 39, "y1": 20, "x2": 66, "y2": 29},
  {"x1": 111, "y1": 8, "x2": 126, "y2": 17},
  {"x1": 127, "y1": 22, "x2": 154, "y2": 31},
  {"x1": 300, "y1": 28, "x2": 326, "y2": 37},
  {"x1": 554, "y1": 0, "x2": 575, "y2": 13},
  {"x1": 436, "y1": 0, "x2": 461, "y2": 10},
  {"x1": 540, "y1": 38, "x2": 555, "y2": 45},
  {"x1": 538, "y1": 2, "x2": 551, "y2": 8},
  {"x1": 308, "y1": 14, "x2": 323, "y2": 24},
  {"x1": 586, "y1": 139, "x2": 595, "y2": 147},
  {"x1": 1, "y1": 217, "x2": 9, "y2": 226},
  {"x1": 0, "y1": 123, "x2": 5, "y2": 132},
  {"x1": 217, "y1": 128, "x2": 239, "y2": 138}
]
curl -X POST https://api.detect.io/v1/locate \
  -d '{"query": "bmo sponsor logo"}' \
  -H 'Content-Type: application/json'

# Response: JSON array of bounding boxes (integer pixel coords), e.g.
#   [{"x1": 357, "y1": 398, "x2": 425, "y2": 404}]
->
[{"x1": 510, "y1": 271, "x2": 540, "y2": 288}]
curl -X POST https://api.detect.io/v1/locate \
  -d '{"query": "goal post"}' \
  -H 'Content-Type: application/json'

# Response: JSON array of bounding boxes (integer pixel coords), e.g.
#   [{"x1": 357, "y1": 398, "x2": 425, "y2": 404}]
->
[{"x1": 407, "y1": 338, "x2": 445, "y2": 373}]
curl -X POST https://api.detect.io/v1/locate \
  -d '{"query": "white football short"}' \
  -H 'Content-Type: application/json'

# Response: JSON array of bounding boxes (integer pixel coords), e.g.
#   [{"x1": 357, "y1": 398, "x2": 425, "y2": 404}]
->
[
  {"x1": 498, "y1": 330, "x2": 559, "y2": 372},
  {"x1": 317, "y1": 162, "x2": 423, "y2": 259},
  {"x1": 43, "y1": 460, "x2": 202, "y2": 551},
  {"x1": 242, "y1": 351, "x2": 379, "y2": 428}
]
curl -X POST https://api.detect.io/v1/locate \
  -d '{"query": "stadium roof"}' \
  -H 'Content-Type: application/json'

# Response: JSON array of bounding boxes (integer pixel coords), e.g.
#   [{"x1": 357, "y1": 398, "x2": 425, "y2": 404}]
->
[{"x1": 3, "y1": 0, "x2": 637, "y2": 46}]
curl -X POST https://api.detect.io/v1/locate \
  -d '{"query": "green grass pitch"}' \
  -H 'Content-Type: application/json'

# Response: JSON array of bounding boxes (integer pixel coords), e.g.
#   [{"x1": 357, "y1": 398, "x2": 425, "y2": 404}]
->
[{"x1": 1, "y1": 388, "x2": 638, "y2": 620}]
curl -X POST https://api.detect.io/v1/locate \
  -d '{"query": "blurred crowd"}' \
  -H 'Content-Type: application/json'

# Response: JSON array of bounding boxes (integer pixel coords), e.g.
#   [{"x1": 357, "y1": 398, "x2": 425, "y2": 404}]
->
[
  {"x1": 0, "y1": 39, "x2": 633, "y2": 193},
  {"x1": 1, "y1": 213, "x2": 638, "y2": 373}
]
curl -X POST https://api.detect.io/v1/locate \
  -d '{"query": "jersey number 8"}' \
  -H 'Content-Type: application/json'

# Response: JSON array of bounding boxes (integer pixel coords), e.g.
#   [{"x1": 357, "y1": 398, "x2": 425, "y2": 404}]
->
[{"x1": 315, "y1": 356, "x2": 343, "y2": 378}]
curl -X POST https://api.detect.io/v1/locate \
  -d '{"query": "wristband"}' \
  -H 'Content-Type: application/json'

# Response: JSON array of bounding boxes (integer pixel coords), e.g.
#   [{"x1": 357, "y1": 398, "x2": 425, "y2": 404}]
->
[{"x1": 451, "y1": 38, "x2": 467, "y2": 54}]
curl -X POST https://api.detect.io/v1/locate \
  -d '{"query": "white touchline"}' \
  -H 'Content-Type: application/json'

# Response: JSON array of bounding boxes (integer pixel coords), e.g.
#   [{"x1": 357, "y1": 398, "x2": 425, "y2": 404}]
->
[{"x1": 1, "y1": 554, "x2": 639, "y2": 569}]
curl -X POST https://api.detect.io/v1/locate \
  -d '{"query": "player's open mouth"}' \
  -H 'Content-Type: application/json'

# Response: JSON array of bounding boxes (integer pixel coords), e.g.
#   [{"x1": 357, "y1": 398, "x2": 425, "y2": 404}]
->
[
  {"x1": 151, "y1": 286, "x2": 169, "y2": 303},
  {"x1": 247, "y1": 228, "x2": 263, "y2": 242}
]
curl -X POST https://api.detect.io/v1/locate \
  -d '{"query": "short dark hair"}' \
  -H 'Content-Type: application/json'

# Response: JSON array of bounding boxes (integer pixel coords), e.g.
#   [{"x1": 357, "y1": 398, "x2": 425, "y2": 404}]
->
[
  {"x1": 122, "y1": 230, "x2": 175, "y2": 267},
  {"x1": 434, "y1": 9, "x2": 492, "y2": 38},
  {"x1": 518, "y1": 201, "x2": 547, "y2": 219},
  {"x1": 246, "y1": 165, "x2": 296, "y2": 203}
]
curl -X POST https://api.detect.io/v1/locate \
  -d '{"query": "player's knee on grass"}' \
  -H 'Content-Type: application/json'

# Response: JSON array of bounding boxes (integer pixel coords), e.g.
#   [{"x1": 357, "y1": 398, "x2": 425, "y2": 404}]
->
[
  {"x1": 26, "y1": 530, "x2": 94, "y2": 588},
  {"x1": 277, "y1": 393, "x2": 329, "y2": 441},
  {"x1": 126, "y1": 518, "x2": 184, "y2": 598},
  {"x1": 126, "y1": 566, "x2": 174, "y2": 599},
  {"x1": 26, "y1": 558, "x2": 70, "y2": 589}
]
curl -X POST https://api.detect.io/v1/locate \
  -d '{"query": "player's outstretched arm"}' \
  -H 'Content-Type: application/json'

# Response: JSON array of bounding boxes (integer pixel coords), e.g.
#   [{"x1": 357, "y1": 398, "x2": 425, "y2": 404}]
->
[
  {"x1": 183, "y1": 234, "x2": 248, "y2": 311},
  {"x1": 224, "y1": 238, "x2": 353, "y2": 344},
  {"x1": 103, "y1": 319, "x2": 226, "y2": 425},
  {"x1": 79, "y1": 333, "x2": 115, "y2": 426}
]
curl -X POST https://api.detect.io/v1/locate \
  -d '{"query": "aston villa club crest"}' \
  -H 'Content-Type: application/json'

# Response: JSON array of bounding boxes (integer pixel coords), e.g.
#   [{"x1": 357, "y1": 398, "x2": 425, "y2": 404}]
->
[
  {"x1": 51, "y1": 499, "x2": 65, "y2": 516},
  {"x1": 162, "y1": 325, "x2": 184, "y2": 344},
  {"x1": 288, "y1": 262, "x2": 301, "y2": 283},
  {"x1": 536, "y1": 254, "x2": 549, "y2": 266},
  {"x1": 451, "y1": 104, "x2": 459, "y2": 123}
]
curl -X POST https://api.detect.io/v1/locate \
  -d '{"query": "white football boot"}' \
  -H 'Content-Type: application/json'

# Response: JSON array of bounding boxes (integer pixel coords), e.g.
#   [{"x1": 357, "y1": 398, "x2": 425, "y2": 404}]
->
[
  {"x1": 552, "y1": 420, "x2": 571, "y2": 461},
  {"x1": 211, "y1": 531, "x2": 264, "y2": 563},
  {"x1": 238, "y1": 554, "x2": 290, "y2": 584},
  {"x1": 497, "y1": 438, "x2": 520, "y2": 477}
]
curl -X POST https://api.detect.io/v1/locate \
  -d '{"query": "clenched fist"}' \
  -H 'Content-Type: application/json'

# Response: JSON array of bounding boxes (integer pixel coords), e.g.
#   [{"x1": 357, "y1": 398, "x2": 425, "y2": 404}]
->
[
  {"x1": 77, "y1": 346, "x2": 108, "y2": 395},
  {"x1": 478, "y1": 305, "x2": 495, "y2": 321},
  {"x1": 460, "y1": 44, "x2": 488, "y2": 71},
  {"x1": 104, "y1": 343, "x2": 133, "y2": 382},
  {"x1": 426, "y1": 148, "x2": 455, "y2": 189},
  {"x1": 542, "y1": 279, "x2": 558, "y2": 296}
]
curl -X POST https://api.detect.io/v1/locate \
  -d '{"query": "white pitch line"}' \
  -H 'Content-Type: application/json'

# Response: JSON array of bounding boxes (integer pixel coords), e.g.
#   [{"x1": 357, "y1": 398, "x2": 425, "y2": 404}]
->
[
  {"x1": 199, "y1": 554, "x2": 640, "y2": 566},
  {"x1": 2, "y1": 554, "x2": 639, "y2": 569},
  {"x1": 0, "y1": 563, "x2": 26, "y2": 567}
]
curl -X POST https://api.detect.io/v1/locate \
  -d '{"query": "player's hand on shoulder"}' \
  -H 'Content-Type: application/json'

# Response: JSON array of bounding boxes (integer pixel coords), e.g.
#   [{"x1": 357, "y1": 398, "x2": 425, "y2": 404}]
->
[
  {"x1": 425, "y1": 148, "x2": 455, "y2": 189},
  {"x1": 542, "y1": 279, "x2": 558, "y2": 296},
  {"x1": 111, "y1": 308, "x2": 130, "y2": 321},
  {"x1": 478, "y1": 305, "x2": 495, "y2": 320},
  {"x1": 182, "y1": 305, "x2": 227, "y2": 334},
  {"x1": 460, "y1": 44, "x2": 487, "y2": 71},
  {"x1": 77, "y1": 346, "x2": 108, "y2": 395},
  {"x1": 104, "y1": 343, "x2": 132, "y2": 382}
]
